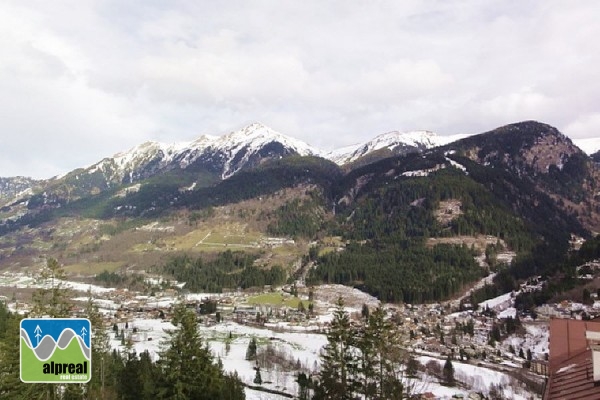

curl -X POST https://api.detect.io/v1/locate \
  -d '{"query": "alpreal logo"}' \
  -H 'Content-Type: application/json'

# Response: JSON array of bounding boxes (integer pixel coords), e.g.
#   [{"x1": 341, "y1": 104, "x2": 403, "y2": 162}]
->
[{"x1": 20, "y1": 318, "x2": 91, "y2": 383}]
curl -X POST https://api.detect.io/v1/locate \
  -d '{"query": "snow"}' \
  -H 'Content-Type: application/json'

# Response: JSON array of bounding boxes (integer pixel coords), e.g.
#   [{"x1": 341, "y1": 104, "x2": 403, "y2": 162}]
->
[
  {"x1": 216, "y1": 123, "x2": 323, "y2": 178},
  {"x1": 327, "y1": 131, "x2": 470, "y2": 165},
  {"x1": 557, "y1": 363, "x2": 577, "y2": 374},
  {"x1": 446, "y1": 157, "x2": 467, "y2": 173},
  {"x1": 244, "y1": 388, "x2": 290, "y2": 400},
  {"x1": 501, "y1": 323, "x2": 549, "y2": 360},
  {"x1": 328, "y1": 130, "x2": 440, "y2": 165},
  {"x1": 479, "y1": 292, "x2": 514, "y2": 312},
  {"x1": 0, "y1": 272, "x2": 114, "y2": 294},
  {"x1": 84, "y1": 122, "x2": 324, "y2": 182},
  {"x1": 418, "y1": 356, "x2": 536, "y2": 400},
  {"x1": 109, "y1": 318, "x2": 326, "y2": 398},
  {"x1": 497, "y1": 307, "x2": 517, "y2": 319}
]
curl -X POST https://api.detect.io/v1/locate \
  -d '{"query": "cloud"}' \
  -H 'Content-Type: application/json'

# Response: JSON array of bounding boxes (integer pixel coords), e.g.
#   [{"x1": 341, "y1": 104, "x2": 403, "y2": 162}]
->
[
  {"x1": 1, "y1": 1, "x2": 600, "y2": 177},
  {"x1": 564, "y1": 113, "x2": 600, "y2": 140}
]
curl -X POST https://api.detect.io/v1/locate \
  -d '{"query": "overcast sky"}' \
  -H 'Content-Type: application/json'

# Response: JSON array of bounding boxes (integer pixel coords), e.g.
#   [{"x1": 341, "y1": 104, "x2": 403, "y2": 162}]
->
[{"x1": 2, "y1": 1, "x2": 600, "y2": 179}]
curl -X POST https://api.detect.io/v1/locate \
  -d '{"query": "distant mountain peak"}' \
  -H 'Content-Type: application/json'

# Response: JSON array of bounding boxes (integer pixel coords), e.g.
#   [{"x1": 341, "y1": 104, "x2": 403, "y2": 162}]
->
[
  {"x1": 327, "y1": 129, "x2": 466, "y2": 165},
  {"x1": 216, "y1": 123, "x2": 322, "y2": 178}
]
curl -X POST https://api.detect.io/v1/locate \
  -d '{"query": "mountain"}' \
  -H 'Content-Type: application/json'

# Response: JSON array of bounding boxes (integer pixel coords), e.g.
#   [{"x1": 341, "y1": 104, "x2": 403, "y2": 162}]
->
[
  {"x1": 2, "y1": 119, "x2": 600, "y2": 305},
  {"x1": 327, "y1": 130, "x2": 467, "y2": 165},
  {"x1": 303, "y1": 121, "x2": 600, "y2": 302},
  {"x1": 442, "y1": 121, "x2": 600, "y2": 232},
  {"x1": 0, "y1": 177, "x2": 39, "y2": 202},
  {"x1": 55, "y1": 122, "x2": 322, "y2": 190}
]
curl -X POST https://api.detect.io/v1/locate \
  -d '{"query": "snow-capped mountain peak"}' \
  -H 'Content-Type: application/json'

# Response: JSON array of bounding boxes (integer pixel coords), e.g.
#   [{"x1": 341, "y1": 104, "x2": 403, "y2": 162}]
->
[
  {"x1": 218, "y1": 122, "x2": 320, "y2": 155},
  {"x1": 78, "y1": 123, "x2": 325, "y2": 185},
  {"x1": 327, "y1": 130, "x2": 445, "y2": 165},
  {"x1": 214, "y1": 122, "x2": 322, "y2": 178}
]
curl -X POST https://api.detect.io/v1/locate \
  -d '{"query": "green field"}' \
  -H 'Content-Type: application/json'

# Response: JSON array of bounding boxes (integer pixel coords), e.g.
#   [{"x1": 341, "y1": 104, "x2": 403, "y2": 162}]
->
[
  {"x1": 247, "y1": 292, "x2": 310, "y2": 309},
  {"x1": 21, "y1": 337, "x2": 91, "y2": 383}
]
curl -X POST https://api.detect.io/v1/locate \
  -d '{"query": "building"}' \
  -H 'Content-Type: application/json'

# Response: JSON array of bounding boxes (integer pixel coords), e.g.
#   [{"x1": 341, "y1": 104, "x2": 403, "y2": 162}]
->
[{"x1": 544, "y1": 318, "x2": 600, "y2": 399}]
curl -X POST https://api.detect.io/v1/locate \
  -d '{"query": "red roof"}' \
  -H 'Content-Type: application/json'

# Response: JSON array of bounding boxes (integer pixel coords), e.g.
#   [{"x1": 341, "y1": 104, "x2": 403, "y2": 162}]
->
[
  {"x1": 545, "y1": 350, "x2": 600, "y2": 399},
  {"x1": 545, "y1": 319, "x2": 600, "y2": 399},
  {"x1": 549, "y1": 318, "x2": 600, "y2": 369}
]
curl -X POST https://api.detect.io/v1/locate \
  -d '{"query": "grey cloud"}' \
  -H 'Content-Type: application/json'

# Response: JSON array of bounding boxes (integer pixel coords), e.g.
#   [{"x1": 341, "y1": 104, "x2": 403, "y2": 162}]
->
[{"x1": 1, "y1": 1, "x2": 600, "y2": 177}]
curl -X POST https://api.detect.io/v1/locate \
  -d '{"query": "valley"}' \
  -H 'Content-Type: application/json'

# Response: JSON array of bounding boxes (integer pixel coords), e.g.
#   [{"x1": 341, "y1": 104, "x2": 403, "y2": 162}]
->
[
  {"x1": 2, "y1": 120, "x2": 600, "y2": 399},
  {"x1": 0, "y1": 267, "x2": 547, "y2": 399}
]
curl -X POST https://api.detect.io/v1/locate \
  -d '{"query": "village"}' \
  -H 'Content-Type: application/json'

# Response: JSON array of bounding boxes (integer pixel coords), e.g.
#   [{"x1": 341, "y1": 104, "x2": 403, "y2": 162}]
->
[{"x1": 0, "y1": 267, "x2": 573, "y2": 399}]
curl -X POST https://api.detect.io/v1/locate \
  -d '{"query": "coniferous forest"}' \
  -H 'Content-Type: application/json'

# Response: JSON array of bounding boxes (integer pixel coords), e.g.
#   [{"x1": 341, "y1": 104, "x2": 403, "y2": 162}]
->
[{"x1": 0, "y1": 260, "x2": 246, "y2": 400}]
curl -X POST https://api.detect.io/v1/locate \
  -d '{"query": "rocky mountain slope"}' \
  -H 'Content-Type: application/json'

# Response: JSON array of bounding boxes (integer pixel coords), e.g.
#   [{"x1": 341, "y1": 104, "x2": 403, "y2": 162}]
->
[{"x1": 0, "y1": 120, "x2": 599, "y2": 303}]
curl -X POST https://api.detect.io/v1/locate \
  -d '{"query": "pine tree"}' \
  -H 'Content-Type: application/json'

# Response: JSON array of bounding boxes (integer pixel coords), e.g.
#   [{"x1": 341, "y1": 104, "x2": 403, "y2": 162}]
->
[
  {"x1": 361, "y1": 303, "x2": 370, "y2": 321},
  {"x1": 253, "y1": 367, "x2": 262, "y2": 385},
  {"x1": 297, "y1": 372, "x2": 310, "y2": 400},
  {"x1": 84, "y1": 287, "x2": 119, "y2": 399},
  {"x1": 28, "y1": 258, "x2": 75, "y2": 399},
  {"x1": 360, "y1": 307, "x2": 405, "y2": 399},
  {"x1": 443, "y1": 357, "x2": 455, "y2": 386},
  {"x1": 155, "y1": 303, "x2": 244, "y2": 400},
  {"x1": 314, "y1": 297, "x2": 359, "y2": 400},
  {"x1": 31, "y1": 258, "x2": 72, "y2": 318},
  {"x1": 0, "y1": 314, "x2": 36, "y2": 398},
  {"x1": 246, "y1": 337, "x2": 257, "y2": 361},
  {"x1": 406, "y1": 356, "x2": 419, "y2": 378}
]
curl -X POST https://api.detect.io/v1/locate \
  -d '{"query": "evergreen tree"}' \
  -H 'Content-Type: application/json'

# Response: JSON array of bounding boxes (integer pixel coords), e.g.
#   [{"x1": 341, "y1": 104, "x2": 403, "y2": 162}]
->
[
  {"x1": 156, "y1": 303, "x2": 245, "y2": 400},
  {"x1": 406, "y1": 356, "x2": 419, "y2": 378},
  {"x1": 31, "y1": 258, "x2": 72, "y2": 318},
  {"x1": 314, "y1": 297, "x2": 358, "y2": 399},
  {"x1": 361, "y1": 307, "x2": 405, "y2": 399},
  {"x1": 443, "y1": 357, "x2": 455, "y2": 386},
  {"x1": 361, "y1": 303, "x2": 370, "y2": 321},
  {"x1": 84, "y1": 287, "x2": 120, "y2": 398},
  {"x1": 0, "y1": 312, "x2": 35, "y2": 399},
  {"x1": 246, "y1": 337, "x2": 258, "y2": 361},
  {"x1": 253, "y1": 367, "x2": 262, "y2": 385},
  {"x1": 297, "y1": 372, "x2": 311, "y2": 400},
  {"x1": 28, "y1": 258, "x2": 75, "y2": 399},
  {"x1": 119, "y1": 352, "x2": 145, "y2": 400}
]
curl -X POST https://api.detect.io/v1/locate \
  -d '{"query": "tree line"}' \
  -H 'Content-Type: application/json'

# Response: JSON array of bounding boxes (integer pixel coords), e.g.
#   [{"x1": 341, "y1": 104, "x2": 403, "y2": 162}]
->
[
  {"x1": 307, "y1": 241, "x2": 484, "y2": 303},
  {"x1": 309, "y1": 298, "x2": 428, "y2": 399},
  {"x1": 0, "y1": 258, "x2": 245, "y2": 400},
  {"x1": 161, "y1": 251, "x2": 287, "y2": 292}
]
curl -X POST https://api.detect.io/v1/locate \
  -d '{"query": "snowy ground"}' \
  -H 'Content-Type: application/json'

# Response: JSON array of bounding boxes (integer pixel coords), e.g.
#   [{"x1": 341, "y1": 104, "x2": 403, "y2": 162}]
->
[
  {"x1": 501, "y1": 322, "x2": 549, "y2": 360},
  {"x1": 2, "y1": 269, "x2": 546, "y2": 400},
  {"x1": 109, "y1": 319, "x2": 327, "y2": 398},
  {"x1": 418, "y1": 356, "x2": 540, "y2": 400},
  {"x1": 107, "y1": 315, "x2": 542, "y2": 400}
]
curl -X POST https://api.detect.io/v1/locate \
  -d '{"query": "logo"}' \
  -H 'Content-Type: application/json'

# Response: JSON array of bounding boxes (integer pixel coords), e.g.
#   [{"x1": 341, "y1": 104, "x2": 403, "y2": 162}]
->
[{"x1": 20, "y1": 318, "x2": 91, "y2": 383}]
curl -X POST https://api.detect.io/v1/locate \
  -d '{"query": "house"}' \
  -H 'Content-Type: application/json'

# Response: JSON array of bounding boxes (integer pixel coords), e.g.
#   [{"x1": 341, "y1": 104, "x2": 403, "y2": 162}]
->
[{"x1": 544, "y1": 318, "x2": 600, "y2": 399}]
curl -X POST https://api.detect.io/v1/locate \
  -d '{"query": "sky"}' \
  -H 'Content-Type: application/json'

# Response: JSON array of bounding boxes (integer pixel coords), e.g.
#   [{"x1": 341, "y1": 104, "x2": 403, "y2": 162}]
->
[{"x1": 1, "y1": 0, "x2": 600, "y2": 179}]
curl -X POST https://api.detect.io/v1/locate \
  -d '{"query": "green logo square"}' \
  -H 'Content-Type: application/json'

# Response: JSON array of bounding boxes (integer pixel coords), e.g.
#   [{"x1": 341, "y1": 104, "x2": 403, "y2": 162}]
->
[{"x1": 20, "y1": 318, "x2": 91, "y2": 383}]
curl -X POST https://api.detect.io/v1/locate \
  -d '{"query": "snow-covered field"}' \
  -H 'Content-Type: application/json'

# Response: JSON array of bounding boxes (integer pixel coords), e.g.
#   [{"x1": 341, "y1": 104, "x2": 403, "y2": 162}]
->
[
  {"x1": 109, "y1": 319, "x2": 327, "y2": 398},
  {"x1": 418, "y1": 356, "x2": 537, "y2": 400},
  {"x1": 502, "y1": 323, "x2": 549, "y2": 360}
]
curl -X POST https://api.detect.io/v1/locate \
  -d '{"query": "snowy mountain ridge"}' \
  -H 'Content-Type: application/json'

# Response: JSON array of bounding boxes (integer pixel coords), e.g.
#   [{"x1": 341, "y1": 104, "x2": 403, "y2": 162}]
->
[
  {"x1": 327, "y1": 130, "x2": 469, "y2": 165},
  {"x1": 78, "y1": 122, "x2": 323, "y2": 185},
  {"x1": 75, "y1": 122, "x2": 455, "y2": 187}
]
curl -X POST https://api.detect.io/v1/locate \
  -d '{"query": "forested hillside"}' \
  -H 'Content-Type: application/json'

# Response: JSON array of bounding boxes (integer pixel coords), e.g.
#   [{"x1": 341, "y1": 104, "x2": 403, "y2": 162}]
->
[{"x1": 1, "y1": 121, "x2": 599, "y2": 305}]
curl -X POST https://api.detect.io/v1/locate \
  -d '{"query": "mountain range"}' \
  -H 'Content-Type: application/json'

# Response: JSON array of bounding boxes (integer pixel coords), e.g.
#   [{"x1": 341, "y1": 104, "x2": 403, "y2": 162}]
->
[
  {"x1": 1, "y1": 122, "x2": 597, "y2": 203},
  {"x1": 1, "y1": 120, "x2": 599, "y2": 303}
]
